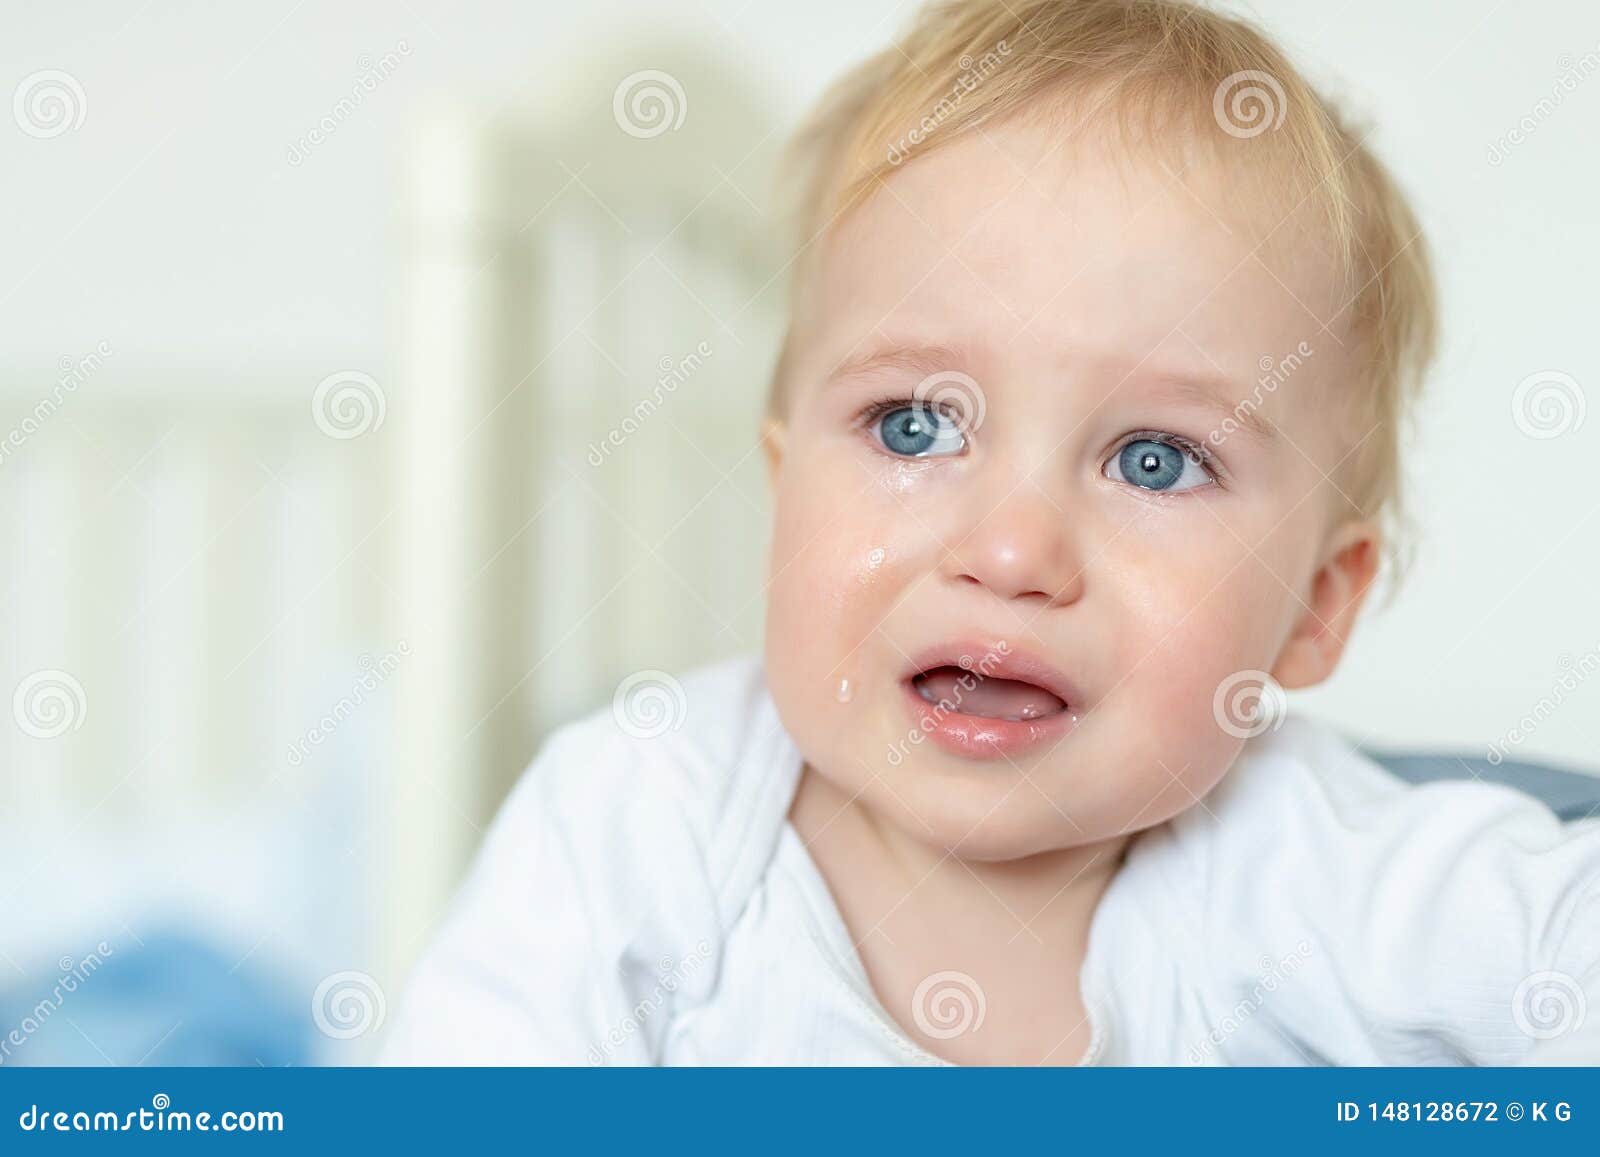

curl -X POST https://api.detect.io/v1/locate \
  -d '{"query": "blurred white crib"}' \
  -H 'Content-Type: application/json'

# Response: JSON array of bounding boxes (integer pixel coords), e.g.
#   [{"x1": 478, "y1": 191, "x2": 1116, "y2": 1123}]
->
[
  {"x1": 0, "y1": 380, "x2": 394, "y2": 1029},
  {"x1": 380, "y1": 56, "x2": 788, "y2": 981},
  {"x1": 0, "y1": 49, "x2": 788, "y2": 1055}
]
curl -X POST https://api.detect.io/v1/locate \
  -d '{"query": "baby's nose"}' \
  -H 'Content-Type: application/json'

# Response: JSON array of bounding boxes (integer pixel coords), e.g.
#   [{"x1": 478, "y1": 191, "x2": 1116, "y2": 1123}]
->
[{"x1": 946, "y1": 482, "x2": 1082, "y2": 609}]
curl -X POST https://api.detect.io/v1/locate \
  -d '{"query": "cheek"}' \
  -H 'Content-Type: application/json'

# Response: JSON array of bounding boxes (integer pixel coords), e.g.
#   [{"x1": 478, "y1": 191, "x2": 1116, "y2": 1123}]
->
[
  {"x1": 767, "y1": 444, "x2": 950, "y2": 622},
  {"x1": 768, "y1": 466, "x2": 888, "y2": 620},
  {"x1": 1088, "y1": 611, "x2": 1258, "y2": 829},
  {"x1": 1102, "y1": 498, "x2": 1298, "y2": 664},
  {"x1": 1098, "y1": 537, "x2": 1297, "y2": 779},
  {"x1": 764, "y1": 451, "x2": 906, "y2": 708}
]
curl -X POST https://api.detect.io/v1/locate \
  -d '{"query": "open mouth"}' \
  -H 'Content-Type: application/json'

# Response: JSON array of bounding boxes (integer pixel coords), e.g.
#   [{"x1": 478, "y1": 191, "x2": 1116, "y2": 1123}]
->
[
  {"x1": 898, "y1": 642, "x2": 1081, "y2": 761},
  {"x1": 911, "y1": 665, "x2": 1068, "y2": 721}
]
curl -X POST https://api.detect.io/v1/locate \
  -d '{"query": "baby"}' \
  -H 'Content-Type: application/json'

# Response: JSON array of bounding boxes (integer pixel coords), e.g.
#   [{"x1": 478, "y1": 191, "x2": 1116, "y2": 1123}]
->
[{"x1": 384, "y1": 0, "x2": 1600, "y2": 1065}]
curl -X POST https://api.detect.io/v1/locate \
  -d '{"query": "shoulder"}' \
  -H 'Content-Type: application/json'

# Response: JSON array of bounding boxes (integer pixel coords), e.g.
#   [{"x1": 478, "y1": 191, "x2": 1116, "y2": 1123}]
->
[
  {"x1": 1198, "y1": 711, "x2": 1600, "y2": 948},
  {"x1": 1150, "y1": 712, "x2": 1600, "y2": 1062},
  {"x1": 486, "y1": 653, "x2": 802, "y2": 927},
  {"x1": 382, "y1": 655, "x2": 800, "y2": 1063},
  {"x1": 1124, "y1": 713, "x2": 1412, "y2": 909},
  {"x1": 1204, "y1": 711, "x2": 1593, "y2": 874}
]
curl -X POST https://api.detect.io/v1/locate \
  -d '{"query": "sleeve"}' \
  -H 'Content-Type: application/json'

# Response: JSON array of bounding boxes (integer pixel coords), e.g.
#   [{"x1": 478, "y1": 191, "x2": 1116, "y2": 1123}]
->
[
  {"x1": 1194, "y1": 717, "x2": 1600, "y2": 1065},
  {"x1": 1421, "y1": 803, "x2": 1600, "y2": 1065},
  {"x1": 379, "y1": 724, "x2": 724, "y2": 1065}
]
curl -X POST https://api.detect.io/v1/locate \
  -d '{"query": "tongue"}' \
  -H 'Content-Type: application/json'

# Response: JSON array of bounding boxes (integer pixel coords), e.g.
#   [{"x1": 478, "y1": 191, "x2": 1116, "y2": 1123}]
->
[{"x1": 915, "y1": 666, "x2": 1066, "y2": 720}]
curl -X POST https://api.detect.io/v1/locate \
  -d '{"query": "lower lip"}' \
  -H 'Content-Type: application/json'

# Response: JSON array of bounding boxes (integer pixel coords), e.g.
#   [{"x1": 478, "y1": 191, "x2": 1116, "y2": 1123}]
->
[{"x1": 899, "y1": 678, "x2": 1078, "y2": 761}]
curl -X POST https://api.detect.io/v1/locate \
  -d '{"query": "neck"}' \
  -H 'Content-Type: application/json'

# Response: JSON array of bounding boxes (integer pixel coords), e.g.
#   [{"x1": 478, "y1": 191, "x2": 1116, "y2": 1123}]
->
[
  {"x1": 791, "y1": 760, "x2": 1131, "y2": 960},
  {"x1": 790, "y1": 761, "x2": 1132, "y2": 1064}
]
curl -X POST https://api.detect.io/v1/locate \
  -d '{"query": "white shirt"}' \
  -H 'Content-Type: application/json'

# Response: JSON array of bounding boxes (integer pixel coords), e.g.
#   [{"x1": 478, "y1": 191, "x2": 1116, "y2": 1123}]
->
[{"x1": 382, "y1": 656, "x2": 1600, "y2": 1065}]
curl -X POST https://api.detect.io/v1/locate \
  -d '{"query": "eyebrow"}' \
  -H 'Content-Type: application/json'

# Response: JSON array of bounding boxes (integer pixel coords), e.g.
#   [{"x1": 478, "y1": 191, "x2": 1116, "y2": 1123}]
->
[
  {"x1": 1143, "y1": 371, "x2": 1278, "y2": 445},
  {"x1": 824, "y1": 343, "x2": 971, "y2": 387}
]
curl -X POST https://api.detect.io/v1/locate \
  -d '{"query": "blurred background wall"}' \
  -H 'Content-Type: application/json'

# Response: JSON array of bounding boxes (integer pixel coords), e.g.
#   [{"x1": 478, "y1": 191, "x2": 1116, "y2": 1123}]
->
[{"x1": 1, "y1": 0, "x2": 1596, "y2": 1064}]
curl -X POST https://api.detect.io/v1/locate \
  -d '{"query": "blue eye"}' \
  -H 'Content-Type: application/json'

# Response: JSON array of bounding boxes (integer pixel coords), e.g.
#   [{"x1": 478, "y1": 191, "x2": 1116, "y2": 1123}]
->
[
  {"x1": 873, "y1": 404, "x2": 966, "y2": 458},
  {"x1": 1107, "y1": 438, "x2": 1211, "y2": 492}
]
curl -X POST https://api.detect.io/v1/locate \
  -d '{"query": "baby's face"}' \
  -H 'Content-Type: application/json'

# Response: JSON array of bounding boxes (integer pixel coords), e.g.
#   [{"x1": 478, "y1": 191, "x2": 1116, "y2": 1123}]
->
[{"x1": 763, "y1": 115, "x2": 1375, "y2": 859}]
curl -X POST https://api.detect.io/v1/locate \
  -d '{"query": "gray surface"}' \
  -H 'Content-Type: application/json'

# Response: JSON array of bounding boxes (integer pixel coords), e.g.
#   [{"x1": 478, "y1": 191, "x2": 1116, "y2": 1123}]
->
[{"x1": 1363, "y1": 747, "x2": 1600, "y2": 823}]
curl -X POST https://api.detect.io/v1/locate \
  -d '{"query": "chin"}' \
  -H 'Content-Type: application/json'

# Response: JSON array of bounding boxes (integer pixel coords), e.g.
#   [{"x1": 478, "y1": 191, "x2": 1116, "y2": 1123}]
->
[
  {"x1": 877, "y1": 727, "x2": 1225, "y2": 861},
  {"x1": 864, "y1": 753, "x2": 1096, "y2": 861}
]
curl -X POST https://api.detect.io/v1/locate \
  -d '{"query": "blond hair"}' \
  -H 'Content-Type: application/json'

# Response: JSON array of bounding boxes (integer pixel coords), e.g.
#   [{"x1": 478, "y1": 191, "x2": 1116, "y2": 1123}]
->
[{"x1": 768, "y1": 0, "x2": 1437, "y2": 576}]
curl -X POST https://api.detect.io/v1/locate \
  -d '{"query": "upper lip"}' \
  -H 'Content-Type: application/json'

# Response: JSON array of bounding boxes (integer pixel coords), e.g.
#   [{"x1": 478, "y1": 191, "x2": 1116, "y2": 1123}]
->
[{"x1": 903, "y1": 639, "x2": 1080, "y2": 710}]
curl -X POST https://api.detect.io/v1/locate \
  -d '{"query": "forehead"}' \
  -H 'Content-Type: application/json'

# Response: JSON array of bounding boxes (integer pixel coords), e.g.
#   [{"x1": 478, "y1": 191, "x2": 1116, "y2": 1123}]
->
[{"x1": 806, "y1": 114, "x2": 1348, "y2": 408}]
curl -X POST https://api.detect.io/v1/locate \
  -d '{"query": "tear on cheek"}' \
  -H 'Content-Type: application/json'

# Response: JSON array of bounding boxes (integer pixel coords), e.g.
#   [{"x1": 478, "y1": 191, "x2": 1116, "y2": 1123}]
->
[
  {"x1": 879, "y1": 460, "x2": 938, "y2": 495},
  {"x1": 854, "y1": 545, "x2": 888, "y2": 586}
]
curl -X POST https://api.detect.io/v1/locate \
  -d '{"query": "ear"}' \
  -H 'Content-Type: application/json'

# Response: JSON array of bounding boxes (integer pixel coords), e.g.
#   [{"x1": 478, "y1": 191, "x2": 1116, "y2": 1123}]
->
[
  {"x1": 1271, "y1": 519, "x2": 1381, "y2": 691},
  {"x1": 760, "y1": 416, "x2": 787, "y2": 488}
]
